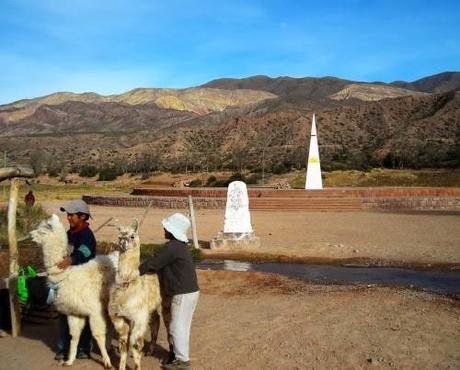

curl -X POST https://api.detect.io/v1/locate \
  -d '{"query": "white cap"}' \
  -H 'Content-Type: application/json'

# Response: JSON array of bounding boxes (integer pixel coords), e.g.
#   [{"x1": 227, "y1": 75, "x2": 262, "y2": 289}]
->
[{"x1": 161, "y1": 213, "x2": 190, "y2": 243}]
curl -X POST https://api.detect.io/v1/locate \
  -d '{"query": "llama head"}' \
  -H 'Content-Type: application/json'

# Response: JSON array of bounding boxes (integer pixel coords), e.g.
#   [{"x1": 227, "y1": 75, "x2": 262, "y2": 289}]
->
[
  {"x1": 30, "y1": 214, "x2": 68, "y2": 269},
  {"x1": 116, "y1": 218, "x2": 140, "y2": 253}
]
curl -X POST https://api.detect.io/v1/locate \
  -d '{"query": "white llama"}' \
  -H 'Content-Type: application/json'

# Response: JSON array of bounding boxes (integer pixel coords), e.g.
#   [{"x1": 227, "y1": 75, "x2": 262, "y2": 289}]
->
[
  {"x1": 30, "y1": 214, "x2": 114, "y2": 368},
  {"x1": 108, "y1": 219, "x2": 162, "y2": 370}
]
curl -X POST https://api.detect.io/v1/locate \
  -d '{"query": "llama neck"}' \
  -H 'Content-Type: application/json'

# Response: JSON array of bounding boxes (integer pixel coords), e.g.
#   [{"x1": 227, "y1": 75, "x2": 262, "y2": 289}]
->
[
  {"x1": 39, "y1": 225, "x2": 68, "y2": 272},
  {"x1": 42, "y1": 244, "x2": 67, "y2": 272},
  {"x1": 117, "y1": 245, "x2": 140, "y2": 283},
  {"x1": 46, "y1": 266, "x2": 71, "y2": 283}
]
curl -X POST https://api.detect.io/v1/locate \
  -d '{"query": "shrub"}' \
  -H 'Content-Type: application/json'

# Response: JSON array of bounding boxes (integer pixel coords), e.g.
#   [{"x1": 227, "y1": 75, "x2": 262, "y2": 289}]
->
[
  {"x1": 140, "y1": 172, "x2": 151, "y2": 180},
  {"x1": 206, "y1": 172, "x2": 262, "y2": 187},
  {"x1": 205, "y1": 175, "x2": 217, "y2": 186},
  {"x1": 97, "y1": 167, "x2": 121, "y2": 181},
  {"x1": 289, "y1": 172, "x2": 306, "y2": 189},
  {"x1": 245, "y1": 173, "x2": 261, "y2": 184},
  {"x1": 79, "y1": 165, "x2": 99, "y2": 178},
  {"x1": 47, "y1": 168, "x2": 60, "y2": 177},
  {"x1": 0, "y1": 204, "x2": 50, "y2": 246},
  {"x1": 189, "y1": 179, "x2": 203, "y2": 187},
  {"x1": 227, "y1": 172, "x2": 245, "y2": 182},
  {"x1": 210, "y1": 179, "x2": 226, "y2": 187},
  {"x1": 272, "y1": 163, "x2": 288, "y2": 174},
  {"x1": 322, "y1": 161, "x2": 354, "y2": 171}
]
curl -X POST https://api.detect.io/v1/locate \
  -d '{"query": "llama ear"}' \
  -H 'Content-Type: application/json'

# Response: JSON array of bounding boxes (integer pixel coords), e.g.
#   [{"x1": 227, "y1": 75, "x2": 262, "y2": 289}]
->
[
  {"x1": 49, "y1": 214, "x2": 61, "y2": 229},
  {"x1": 131, "y1": 218, "x2": 139, "y2": 233},
  {"x1": 112, "y1": 219, "x2": 122, "y2": 232}
]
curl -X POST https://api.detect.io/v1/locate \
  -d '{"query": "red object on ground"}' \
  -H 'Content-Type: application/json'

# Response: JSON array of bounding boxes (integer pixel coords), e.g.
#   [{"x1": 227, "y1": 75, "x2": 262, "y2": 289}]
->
[{"x1": 25, "y1": 191, "x2": 35, "y2": 207}]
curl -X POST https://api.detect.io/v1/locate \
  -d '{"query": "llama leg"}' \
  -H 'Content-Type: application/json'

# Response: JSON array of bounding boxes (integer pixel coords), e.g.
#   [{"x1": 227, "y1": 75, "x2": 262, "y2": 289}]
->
[
  {"x1": 162, "y1": 295, "x2": 173, "y2": 349},
  {"x1": 162, "y1": 295, "x2": 175, "y2": 361},
  {"x1": 130, "y1": 320, "x2": 148, "y2": 370},
  {"x1": 89, "y1": 313, "x2": 112, "y2": 369},
  {"x1": 145, "y1": 309, "x2": 160, "y2": 355},
  {"x1": 111, "y1": 315, "x2": 129, "y2": 370},
  {"x1": 64, "y1": 316, "x2": 86, "y2": 366}
]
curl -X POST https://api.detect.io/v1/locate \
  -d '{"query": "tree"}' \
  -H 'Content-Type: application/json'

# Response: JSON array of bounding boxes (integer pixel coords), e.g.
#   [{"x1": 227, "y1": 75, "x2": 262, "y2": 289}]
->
[
  {"x1": 29, "y1": 150, "x2": 47, "y2": 175},
  {"x1": 231, "y1": 144, "x2": 250, "y2": 172},
  {"x1": 249, "y1": 121, "x2": 293, "y2": 184},
  {"x1": 180, "y1": 129, "x2": 223, "y2": 172}
]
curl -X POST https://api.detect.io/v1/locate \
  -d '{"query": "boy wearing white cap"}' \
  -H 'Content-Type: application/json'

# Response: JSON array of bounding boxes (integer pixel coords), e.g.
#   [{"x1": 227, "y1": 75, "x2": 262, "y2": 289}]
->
[{"x1": 139, "y1": 213, "x2": 199, "y2": 370}]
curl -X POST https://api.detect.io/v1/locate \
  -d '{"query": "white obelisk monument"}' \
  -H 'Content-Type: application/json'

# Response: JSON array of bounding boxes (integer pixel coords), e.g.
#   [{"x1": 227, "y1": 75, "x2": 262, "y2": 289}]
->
[
  {"x1": 210, "y1": 181, "x2": 260, "y2": 249},
  {"x1": 305, "y1": 113, "x2": 323, "y2": 189},
  {"x1": 223, "y1": 181, "x2": 253, "y2": 233}
]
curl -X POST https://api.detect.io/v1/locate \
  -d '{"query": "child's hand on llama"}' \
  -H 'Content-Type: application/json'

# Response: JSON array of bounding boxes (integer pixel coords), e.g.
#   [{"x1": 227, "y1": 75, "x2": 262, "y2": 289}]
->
[{"x1": 57, "y1": 256, "x2": 72, "y2": 269}]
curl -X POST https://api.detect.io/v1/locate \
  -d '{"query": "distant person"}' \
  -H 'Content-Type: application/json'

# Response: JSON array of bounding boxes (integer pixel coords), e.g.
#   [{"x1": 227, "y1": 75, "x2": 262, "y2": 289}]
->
[
  {"x1": 24, "y1": 190, "x2": 35, "y2": 207},
  {"x1": 54, "y1": 199, "x2": 96, "y2": 362},
  {"x1": 139, "y1": 213, "x2": 199, "y2": 370}
]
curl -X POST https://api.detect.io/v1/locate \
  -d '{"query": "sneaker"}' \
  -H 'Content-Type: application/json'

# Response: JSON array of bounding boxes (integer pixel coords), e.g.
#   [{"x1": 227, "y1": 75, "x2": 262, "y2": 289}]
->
[
  {"x1": 162, "y1": 359, "x2": 190, "y2": 370},
  {"x1": 76, "y1": 351, "x2": 91, "y2": 360},
  {"x1": 161, "y1": 350, "x2": 176, "y2": 365},
  {"x1": 54, "y1": 351, "x2": 67, "y2": 361}
]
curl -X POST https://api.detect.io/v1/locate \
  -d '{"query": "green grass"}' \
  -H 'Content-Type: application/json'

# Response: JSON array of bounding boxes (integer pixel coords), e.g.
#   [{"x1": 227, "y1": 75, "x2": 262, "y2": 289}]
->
[
  {"x1": 140, "y1": 243, "x2": 202, "y2": 262},
  {"x1": 97, "y1": 241, "x2": 202, "y2": 262},
  {"x1": 1, "y1": 169, "x2": 457, "y2": 205},
  {"x1": 290, "y1": 169, "x2": 460, "y2": 188},
  {"x1": 0, "y1": 182, "x2": 132, "y2": 202}
]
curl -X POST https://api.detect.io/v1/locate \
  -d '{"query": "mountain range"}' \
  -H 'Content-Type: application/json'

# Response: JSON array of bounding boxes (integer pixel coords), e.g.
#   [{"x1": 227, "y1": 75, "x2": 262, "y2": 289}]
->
[{"x1": 0, "y1": 71, "x2": 459, "y2": 172}]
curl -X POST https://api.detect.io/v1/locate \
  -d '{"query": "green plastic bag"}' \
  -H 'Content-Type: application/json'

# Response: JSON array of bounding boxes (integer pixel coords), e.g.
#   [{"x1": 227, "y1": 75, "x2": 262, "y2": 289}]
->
[
  {"x1": 26, "y1": 266, "x2": 37, "y2": 278},
  {"x1": 17, "y1": 265, "x2": 37, "y2": 305}
]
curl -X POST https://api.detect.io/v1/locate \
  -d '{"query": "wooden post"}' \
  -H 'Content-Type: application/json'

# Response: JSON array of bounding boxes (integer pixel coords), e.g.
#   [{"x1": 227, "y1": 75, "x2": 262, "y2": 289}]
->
[
  {"x1": 188, "y1": 195, "x2": 199, "y2": 249},
  {"x1": 138, "y1": 200, "x2": 153, "y2": 229},
  {"x1": 0, "y1": 166, "x2": 34, "y2": 337},
  {"x1": 8, "y1": 178, "x2": 21, "y2": 337},
  {"x1": 0, "y1": 166, "x2": 34, "y2": 183}
]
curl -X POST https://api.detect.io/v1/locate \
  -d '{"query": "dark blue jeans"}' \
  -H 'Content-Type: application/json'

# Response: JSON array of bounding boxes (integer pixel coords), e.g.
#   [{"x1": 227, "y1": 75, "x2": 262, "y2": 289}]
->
[{"x1": 57, "y1": 314, "x2": 92, "y2": 354}]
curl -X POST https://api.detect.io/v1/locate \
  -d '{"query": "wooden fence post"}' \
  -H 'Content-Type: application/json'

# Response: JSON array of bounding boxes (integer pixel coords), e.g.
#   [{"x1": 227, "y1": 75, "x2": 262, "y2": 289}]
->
[
  {"x1": 0, "y1": 166, "x2": 34, "y2": 337},
  {"x1": 8, "y1": 178, "x2": 21, "y2": 337},
  {"x1": 188, "y1": 195, "x2": 199, "y2": 249}
]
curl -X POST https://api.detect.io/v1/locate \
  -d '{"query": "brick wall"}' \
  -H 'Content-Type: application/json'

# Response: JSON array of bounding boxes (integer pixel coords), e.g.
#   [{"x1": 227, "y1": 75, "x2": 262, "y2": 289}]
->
[
  {"x1": 83, "y1": 193, "x2": 460, "y2": 211},
  {"x1": 83, "y1": 195, "x2": 225, "y2": 209},
  {"x1": 131, "y1": 187, "x2": 460, "y2": 199},
  {"x1": 361, "y1": 197, "x2": 460, "y2": 210}
]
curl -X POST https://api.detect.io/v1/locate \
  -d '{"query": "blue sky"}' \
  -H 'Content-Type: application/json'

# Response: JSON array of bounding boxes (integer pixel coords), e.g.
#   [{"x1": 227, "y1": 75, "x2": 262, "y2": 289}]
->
[{"x1": 1, "y1": 0, "x2": 459, "y2": 104}]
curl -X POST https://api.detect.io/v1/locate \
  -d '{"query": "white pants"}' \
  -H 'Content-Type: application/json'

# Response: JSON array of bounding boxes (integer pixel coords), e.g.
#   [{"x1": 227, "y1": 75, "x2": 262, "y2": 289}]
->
[{"x1": 169, "y1": 291, "x2": 199, "y2": 362}]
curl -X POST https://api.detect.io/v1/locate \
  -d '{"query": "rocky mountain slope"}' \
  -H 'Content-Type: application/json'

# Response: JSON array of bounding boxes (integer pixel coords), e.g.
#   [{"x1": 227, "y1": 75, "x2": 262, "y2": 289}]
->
[
  {"x1": 0, "y1": 72, "x2": 458, "y2": 171},
  {"x1": 329, "y1": 83, "x2": 428, "y2": 101},
  {"x1": 0, "y1": 87, "x2": 276, "y2": 125},
  {"x1": 391, "y1": 71, "x2": 460, "y2": 93}
]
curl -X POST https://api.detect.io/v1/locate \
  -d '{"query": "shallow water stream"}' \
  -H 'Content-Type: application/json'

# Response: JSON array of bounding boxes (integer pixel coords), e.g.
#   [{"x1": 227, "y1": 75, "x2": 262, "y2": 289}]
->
[{"x1": 198, "y1": 260, "x2": 460, "y2": 297}]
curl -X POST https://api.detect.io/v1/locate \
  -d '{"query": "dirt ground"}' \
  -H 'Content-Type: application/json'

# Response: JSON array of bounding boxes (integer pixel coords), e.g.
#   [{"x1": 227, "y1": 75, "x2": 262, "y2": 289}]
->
[
  {"x1": 41, "y1": 201, "x2": 460, "y2": 266},
  {"x1": 0, "y1": 271, "x2": 459, "y2": 370},
  {"x1": 0, "y1": 202, "x2": 459, "y2": 369}
]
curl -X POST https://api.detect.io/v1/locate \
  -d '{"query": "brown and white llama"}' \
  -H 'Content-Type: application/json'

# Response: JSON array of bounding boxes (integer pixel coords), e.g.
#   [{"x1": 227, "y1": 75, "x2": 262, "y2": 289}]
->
[
  {"x1": 30, "y1": 214, "x2": 114, "y2": 368},
  {"x1": 108, "y1": 219, "x2": 162, "y2": 370}
]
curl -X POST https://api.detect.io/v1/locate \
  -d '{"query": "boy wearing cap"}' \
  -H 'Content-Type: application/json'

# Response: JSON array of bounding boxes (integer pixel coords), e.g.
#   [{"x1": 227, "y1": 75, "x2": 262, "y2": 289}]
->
[
  {"x1": 54, "y1": 199, "x2": 96, "y2": 361},
  {"x1": 139, "y1": 213, "x2": 199, "y2": 370}
]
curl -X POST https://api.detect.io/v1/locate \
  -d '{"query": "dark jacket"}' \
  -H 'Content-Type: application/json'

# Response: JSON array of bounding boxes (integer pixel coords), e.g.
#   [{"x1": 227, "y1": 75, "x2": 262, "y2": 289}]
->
[
  {"x1": 67, "y1": 224, "x2": 96, "y2": 265},
  {"x1": 139, "y1": 239, "x2": 199, "y2": 296}
]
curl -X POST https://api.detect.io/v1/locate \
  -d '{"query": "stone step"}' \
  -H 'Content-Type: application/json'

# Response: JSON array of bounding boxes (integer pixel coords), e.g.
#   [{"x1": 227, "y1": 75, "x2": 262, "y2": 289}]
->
[
  {"x1": 132, "y1": 187, "x2": 460, "y2": 199},
  {"x1": 83, "y1": 188, "x2": 460, "y2": 211},
  {"x1": 251, "y1": 205, "x2": 361, "y2": 209}
]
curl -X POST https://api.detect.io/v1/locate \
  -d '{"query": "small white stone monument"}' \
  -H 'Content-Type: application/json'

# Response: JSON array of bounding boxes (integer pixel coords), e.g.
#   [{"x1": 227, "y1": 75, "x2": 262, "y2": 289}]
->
[{"x1": 210, "y1": 181, "x2": 260, "y2": 249}]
